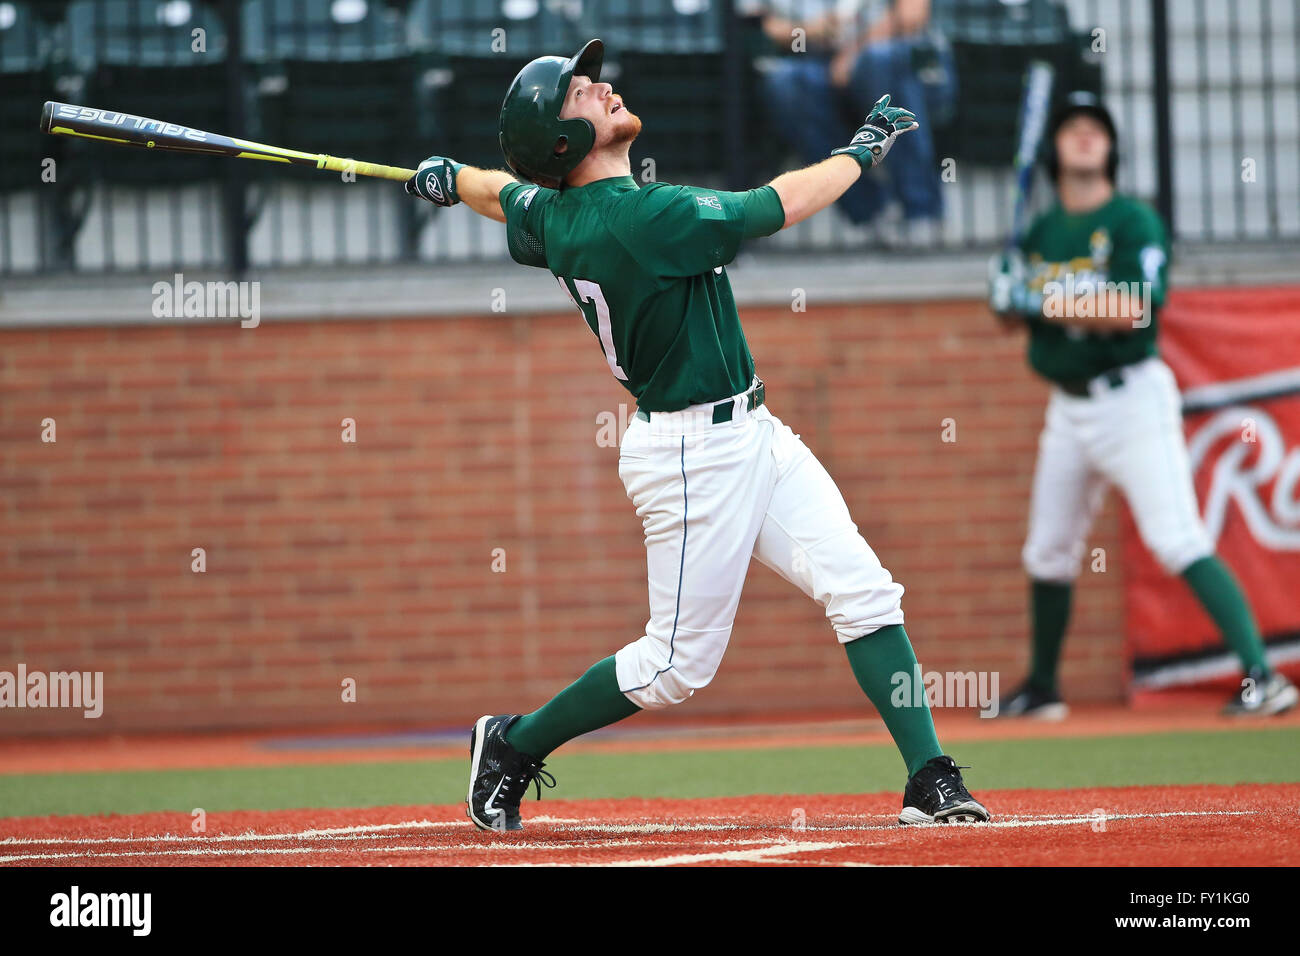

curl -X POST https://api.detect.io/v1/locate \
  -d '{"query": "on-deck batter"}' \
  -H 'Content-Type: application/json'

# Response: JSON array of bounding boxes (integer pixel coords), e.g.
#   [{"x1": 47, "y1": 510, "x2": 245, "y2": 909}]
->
[
  {"x1": 988, "y1": 92, "x2": 1298, "y2": 719},
  {"x1": 405, "y1": 39, "x2": 990, "y2": 831}
]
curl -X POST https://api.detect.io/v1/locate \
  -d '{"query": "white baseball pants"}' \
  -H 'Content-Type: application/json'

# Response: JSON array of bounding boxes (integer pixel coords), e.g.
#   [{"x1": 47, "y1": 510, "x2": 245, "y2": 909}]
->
[
  {"x1": 1022, "y1": 356, "x2": 1214, "y2": 581},
  {"x1": 614, "y1": 394, "x2": 905, "y2": 710}
]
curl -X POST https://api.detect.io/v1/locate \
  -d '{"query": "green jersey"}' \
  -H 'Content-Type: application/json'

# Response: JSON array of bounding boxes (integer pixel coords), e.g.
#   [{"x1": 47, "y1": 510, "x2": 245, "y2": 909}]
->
[
  {"x1": 500, "y1": 175, "x2": 786, "y2": 412},
  {"x1": 1019, "y1": 193, "x2": 1169, "y2": 384}
]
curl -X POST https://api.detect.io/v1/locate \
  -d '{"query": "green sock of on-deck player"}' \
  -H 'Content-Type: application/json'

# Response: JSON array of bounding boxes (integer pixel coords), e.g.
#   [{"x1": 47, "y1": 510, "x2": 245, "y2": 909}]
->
[
  {"x1": 1181, "y1": 555, "x2": 1270, "y2": 676},
  {"x1": 844, "y1": 624, "x2": 943, "y2": 778},
  {"x1": 504, "y1": 656, "x2": 640, "y2": 760},
  {"x1": 1028, "y1": 579, "x2": 1073, "y2": 694}
]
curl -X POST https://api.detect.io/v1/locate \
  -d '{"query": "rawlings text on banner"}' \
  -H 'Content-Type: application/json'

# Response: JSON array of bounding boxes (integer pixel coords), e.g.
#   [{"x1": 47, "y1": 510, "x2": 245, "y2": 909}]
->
[{"x1": 1125, "y1": 286, "x2": 1300, "y2": 689}]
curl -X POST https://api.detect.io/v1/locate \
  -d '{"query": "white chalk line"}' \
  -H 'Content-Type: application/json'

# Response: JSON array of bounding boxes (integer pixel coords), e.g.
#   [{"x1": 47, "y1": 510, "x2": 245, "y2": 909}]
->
[
  {"x1": 512, "y1": 810, "x2": 1263, "y2": 868},
  {"x1": 0, "y1": 837, "x2": 787, "y2": 865},
  {"x1": 0, "y1": 809, "x2": 1262, "y2": 864},
  {"x1": 548, "y1": 841, "x2": 856, "y2": 868},
  {"x1": 3, "y1": 808, "x2": 1252, "y2": 849},
  {"x1": 0, "y1": 818, "x2": 472, "y2": 847}
]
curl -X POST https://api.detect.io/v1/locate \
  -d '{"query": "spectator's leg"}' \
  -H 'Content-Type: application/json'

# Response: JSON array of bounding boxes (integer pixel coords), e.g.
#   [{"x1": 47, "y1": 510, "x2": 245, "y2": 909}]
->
[
  {"x1": 760, "y1": 58, "x2": 841, "y2": 167},
  {"x1": 849, "y1": 40, "x2": 944, "y2": 221},
  {"x1": 761, "y1": 58, "x2": 882, "y2": 224}
]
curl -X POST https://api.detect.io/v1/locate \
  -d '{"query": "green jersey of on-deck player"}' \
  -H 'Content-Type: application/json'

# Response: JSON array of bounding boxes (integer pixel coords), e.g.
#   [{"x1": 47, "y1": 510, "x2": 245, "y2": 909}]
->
[
  {"x1": 500, "y1": 175, "x2": 786, "y2": 412},
  {"x1": 1018, "y1": 193, "x2": 1170, "y2": 384}
]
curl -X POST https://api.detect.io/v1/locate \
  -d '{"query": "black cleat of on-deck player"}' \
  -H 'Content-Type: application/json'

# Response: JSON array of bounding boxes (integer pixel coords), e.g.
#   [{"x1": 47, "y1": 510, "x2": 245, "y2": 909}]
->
[
  {"x1": 1222, "y1": 669, "x2": 1299, "y2": 717},
  {"x1": 998, "y1": 680, "x2": 1069, "y2": 721},
  {"x1": 899, "y1": 755, "x2": 992, "y2": 825},
  {"x1": 467, "y1": 714, "x2": 556, "y2": 832}
]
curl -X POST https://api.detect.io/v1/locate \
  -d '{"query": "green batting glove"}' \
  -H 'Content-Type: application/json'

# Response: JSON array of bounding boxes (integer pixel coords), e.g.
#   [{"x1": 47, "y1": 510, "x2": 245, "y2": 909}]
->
[
  {"x1": 988, "y1": 251, "x2": 1023, "y2": 315},
  {"x1": 1011, "y1": 282, "x2": 1044, "y2": 317},
  {"x1": 831, "y1": 94, "x2": 918, "y2": 169},
  {"x1": 405, "y1": 156, "x2": 464, "y2": 207}
]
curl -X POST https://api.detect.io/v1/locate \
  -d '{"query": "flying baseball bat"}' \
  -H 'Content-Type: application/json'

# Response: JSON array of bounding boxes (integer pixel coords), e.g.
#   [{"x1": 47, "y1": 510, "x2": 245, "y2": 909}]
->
[
  {"x1": 40, "y1": 101, "x2": 417, "y2": 182},
  {"x1": 1005, "y1": 61, "x2": 1056, "y2": 253}
]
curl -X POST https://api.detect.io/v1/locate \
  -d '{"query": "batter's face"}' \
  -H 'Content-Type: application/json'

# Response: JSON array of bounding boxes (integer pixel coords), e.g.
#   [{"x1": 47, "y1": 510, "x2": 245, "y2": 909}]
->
[
  {"x1": 1055, "y1": 113, "x2": 1112, "y2": 178},
  {"x1": 559, "y1": 74, "x2": 642, "y2": 149}
]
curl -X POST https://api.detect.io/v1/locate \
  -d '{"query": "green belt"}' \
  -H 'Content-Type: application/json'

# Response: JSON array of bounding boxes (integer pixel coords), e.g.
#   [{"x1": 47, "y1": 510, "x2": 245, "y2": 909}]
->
[
  {"x1": 636, "y1": 380, "x2": 766, "y2": 423},
  {"x1": 1059, "y1": 368, "x2": 1126, "y2": 398}
]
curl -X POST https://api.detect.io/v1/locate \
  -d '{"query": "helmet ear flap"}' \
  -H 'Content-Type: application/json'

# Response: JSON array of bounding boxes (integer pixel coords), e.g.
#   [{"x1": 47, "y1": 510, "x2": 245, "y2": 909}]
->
[{"x1": 552, "y1": 116, "x2": 596, "y2": 168}]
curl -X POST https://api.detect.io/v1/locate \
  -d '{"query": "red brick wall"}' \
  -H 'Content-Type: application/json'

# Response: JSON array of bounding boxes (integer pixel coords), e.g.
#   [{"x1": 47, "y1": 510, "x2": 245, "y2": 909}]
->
[{"x1": 0, "y1": 298, "x2": 1126, "y2": 736}]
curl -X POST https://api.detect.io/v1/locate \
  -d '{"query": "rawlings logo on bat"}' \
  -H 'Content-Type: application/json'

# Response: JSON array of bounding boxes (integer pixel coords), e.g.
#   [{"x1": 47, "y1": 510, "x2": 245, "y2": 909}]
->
[{"x1": 54, "y1": 103, "x2": 208, "y2": 143}]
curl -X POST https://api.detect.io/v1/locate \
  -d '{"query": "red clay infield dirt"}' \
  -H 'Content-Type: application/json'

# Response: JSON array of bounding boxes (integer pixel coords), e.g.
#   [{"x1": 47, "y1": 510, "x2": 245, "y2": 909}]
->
[{"x1": 3, "y1": 784, "x2": 1297, "y2": 867}]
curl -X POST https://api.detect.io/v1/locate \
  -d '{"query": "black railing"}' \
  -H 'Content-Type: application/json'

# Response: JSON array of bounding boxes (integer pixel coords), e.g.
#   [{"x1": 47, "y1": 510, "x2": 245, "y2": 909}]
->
[{"x1": 0, "y1": 0, "x2": 1296, "y2": 276}]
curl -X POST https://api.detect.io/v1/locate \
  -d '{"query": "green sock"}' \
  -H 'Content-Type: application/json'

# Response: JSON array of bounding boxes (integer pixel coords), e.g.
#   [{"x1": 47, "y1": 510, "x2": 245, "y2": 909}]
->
[
  {"x1": 1028, "y1": 579, "x2": 1073, "y2": 694},
  {"x1": 1181, "y1": 555, "x2": 1270, "y2": 676},
  {"x1": 504, "y1": 656, "x2": 640, "y2": 759},
  {"x1": 844, "y1": 624, "x2": 943, "y2": 777}
]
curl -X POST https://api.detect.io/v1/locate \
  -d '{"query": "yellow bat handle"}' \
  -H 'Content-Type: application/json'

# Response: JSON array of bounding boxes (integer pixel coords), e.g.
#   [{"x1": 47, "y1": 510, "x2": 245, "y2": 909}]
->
[
  {"x1": 227, "y1": 137, "x2": 417, "y2": 182},
  {"x1": 317, "y1": 155, "x2": 417, "y2": 182}
]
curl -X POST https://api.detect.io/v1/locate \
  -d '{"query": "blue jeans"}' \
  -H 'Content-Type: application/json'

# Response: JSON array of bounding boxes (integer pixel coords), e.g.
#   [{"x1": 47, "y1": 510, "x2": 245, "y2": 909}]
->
[{"x1": 762, "y1": 40, "x2": 953, "y2": 223}]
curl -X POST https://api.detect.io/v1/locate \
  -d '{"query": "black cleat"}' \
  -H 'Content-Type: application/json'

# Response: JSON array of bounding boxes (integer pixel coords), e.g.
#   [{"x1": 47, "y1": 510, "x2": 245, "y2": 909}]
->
[
  {"x1": 466, "y1": 714, "x2": 556, "y2": 832},
  {"x1": 998, "y1": 680, "x2": 1068, "y2": 720},
  {"x1": 1223, "y1": 670, "x2": 1299, "y2": 717},
  {"x1": 899, "y1": 755, "x2": 991, "y2": 825}
]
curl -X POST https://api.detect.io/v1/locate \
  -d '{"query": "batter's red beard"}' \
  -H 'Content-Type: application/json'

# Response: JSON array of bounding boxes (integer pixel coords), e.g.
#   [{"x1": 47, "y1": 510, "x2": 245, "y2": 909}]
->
[{"x1": 608, "y1": 110, "x2": 643, "y2": 145}]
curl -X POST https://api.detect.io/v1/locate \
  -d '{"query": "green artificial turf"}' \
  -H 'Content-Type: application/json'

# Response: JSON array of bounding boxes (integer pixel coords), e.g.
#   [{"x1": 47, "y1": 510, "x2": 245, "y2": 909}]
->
[{"x1": 1, "y1": 727, "x2": 1296, "y2": 819}]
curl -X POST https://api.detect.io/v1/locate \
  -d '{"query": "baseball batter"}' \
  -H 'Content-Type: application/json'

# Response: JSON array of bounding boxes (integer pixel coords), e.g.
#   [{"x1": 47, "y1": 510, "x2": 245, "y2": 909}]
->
[
  {"x1": 988, "y1": 92, "x2": 1298, "y2": 719},
  {"x1": 405, "y1": 39, "x2": 989, "y2": 831}
]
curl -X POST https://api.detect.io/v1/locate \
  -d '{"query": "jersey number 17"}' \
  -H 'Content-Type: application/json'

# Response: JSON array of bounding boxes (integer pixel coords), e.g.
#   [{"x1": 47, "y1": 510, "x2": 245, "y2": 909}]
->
[{"x1": 557, "y1": 276, "x2": 628, "y2": 382}]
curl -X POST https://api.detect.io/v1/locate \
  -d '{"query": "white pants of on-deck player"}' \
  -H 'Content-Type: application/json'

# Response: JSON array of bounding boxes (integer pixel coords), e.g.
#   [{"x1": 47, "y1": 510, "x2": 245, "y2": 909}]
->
[
  {"x1": 1022, "y1": 356, "x2": 1214, "y2": 582},
  {"x1": 613, "y1": 396, "x2": 905, "y2": 710}
]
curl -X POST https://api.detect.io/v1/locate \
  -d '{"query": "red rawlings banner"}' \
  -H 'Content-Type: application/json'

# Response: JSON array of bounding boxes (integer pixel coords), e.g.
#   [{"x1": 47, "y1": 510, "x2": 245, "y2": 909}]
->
[{"x1": 1124, "y1": 285, "x2": 1300, "y2": 692}]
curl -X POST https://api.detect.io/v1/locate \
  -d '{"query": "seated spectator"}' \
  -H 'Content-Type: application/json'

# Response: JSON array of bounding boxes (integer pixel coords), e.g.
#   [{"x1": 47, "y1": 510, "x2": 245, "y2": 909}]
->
[{"x1": 747, "y1": 0, "x2": 955, "y2": 233}]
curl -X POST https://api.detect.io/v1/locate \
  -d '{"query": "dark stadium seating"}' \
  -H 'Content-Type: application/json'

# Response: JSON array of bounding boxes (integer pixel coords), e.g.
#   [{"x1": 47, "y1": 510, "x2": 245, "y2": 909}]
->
[
  {"x1": 63, "y1": 1, "x2": 234, "y2": 184},
  {"x1": 932, "y1": 0, "x2": 1072, "y2": 46},
  {"x1": 590, "y1": 0, "x2": 723, "y2": 55},
  {"x1": 243, "y1": 0, "x2": 404, "y2": 61},
  {"x1": 406, "y1": 0, "x2": 578, "y2": 58},
  {"x1": 243, "y1": 0, "x2": 416, "y2": 174},
  {"x1": 0, "y1": 0, "x2": 50, "y2": 71},
  {"x1": 587, "y1": 2, "x2": 728, "y2": 180},
  {"x1": 930, "y1": 0, "x2": 1102, "y2": 166},
  {"x1": 66, "y1": 0, "x2": 228, "y2": 68},
  {"x1": 0, "y1": 1, "x2": 54, "y2": 193},
  {"x1": 404, "y1": 0, "x2": 584, "y2": 159},
  {"x1": 616, "y1": 50, "x2": 727, "y2": 181}
]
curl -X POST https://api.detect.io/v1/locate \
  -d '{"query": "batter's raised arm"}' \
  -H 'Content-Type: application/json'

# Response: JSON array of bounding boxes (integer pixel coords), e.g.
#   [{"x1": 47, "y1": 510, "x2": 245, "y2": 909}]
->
[
  {"x1": 770, "y1": 94, "x2": 917, "y2": 228},
  {"x1": 405, "y1": 156, "x2": 515, "y2": 223}
]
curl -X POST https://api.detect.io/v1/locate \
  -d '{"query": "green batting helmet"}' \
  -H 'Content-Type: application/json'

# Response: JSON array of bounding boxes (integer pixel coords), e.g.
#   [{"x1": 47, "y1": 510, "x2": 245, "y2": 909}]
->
[{"x1": 499, "y1": 39, "x2": 604, "y2": 190}]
